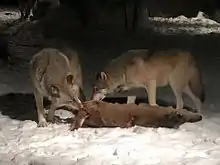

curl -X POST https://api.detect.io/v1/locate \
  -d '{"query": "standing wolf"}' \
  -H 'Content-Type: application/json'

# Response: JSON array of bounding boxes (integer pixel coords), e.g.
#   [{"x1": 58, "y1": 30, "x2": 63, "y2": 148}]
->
[
  {"x1": 92, "y1": 49, "x2": 205, "y2": 112},
  {"x1": 30, "y1": 47, "x2": 85, "y2": 127}
]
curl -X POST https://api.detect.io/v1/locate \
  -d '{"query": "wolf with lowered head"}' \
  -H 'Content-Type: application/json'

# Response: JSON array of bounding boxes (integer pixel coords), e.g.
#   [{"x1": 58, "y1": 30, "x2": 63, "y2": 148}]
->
[
  {"x1": 30, "y1": 47, "x2": 85, "y2": 127},
  {"x1": 92, "y1": 49, "x2": 205, "y2": 112}
]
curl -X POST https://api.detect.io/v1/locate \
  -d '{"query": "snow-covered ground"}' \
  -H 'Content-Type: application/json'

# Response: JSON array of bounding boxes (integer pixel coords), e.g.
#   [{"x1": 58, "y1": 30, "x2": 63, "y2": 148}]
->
[
  {"x1": 1, "y1": 114, "x2": 220, "y2": 165},
  {"x1": 0, "y1": 7, "x2": 19, "y2": 22},
  {"x1": 0, "y1": 7, "x2": 220, "y2": 165},
  {"x1": 150, "y1": 11, "x2": 220, "y2": 34}
]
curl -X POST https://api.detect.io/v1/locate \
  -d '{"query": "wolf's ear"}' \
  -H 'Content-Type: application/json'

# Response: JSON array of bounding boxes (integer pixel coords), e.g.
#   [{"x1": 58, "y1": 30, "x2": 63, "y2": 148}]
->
[
  {"x1": 66, "y1": 74, "x2": 74, "y2": 85},
  {"x1": 97, "y1": 72, "x2": 108, "y2": 80}
]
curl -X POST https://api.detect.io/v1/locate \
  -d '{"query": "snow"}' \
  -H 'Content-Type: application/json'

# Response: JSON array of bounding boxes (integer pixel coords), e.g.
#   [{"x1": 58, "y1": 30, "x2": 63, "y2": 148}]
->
[
  {"x1": 150, "y1": 11, "x2": 220, "y2": 34},
  {"x1": 0, "y1": 7, "x2": 19, "y2": 22},
  {"x1": 1, "y1": 115, "x2": 220, "y2": 165},
  {"x1": 1, "y1": 114, "x2": 220, "y2": 165},
  {"x1": 0, "y1": 7, "x2": 220, "y2": 165}
]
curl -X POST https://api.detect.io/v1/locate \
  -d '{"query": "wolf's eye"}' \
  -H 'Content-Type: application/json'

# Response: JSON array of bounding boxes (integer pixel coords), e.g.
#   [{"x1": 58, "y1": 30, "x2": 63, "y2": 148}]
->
[
  {"x1": 66, "y1": 74, "x2": 74, "y2": 85},
  {"x1": 115, "y1": 85, "x2": 123, "y2": 92},
  {"x1": 50, "y1": 85, "x2": 60, "y2": 97},
  {"x1": 93, "y1": 85, "x2": 98, "y2": 92}
]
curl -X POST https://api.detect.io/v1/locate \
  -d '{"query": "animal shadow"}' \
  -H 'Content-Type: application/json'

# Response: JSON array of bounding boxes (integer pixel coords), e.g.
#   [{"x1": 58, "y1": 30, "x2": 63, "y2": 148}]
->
[
  {"x1": 103, "y1": 97, "x2": 196, "y2": 112},
  {"x1": 0, "y1": 93, "x2": 51, "y2": 122}
]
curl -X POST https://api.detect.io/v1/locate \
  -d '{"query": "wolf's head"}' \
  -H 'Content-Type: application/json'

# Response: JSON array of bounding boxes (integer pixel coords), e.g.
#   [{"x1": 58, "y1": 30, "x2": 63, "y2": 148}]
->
[
  {"x1": 91, "y1": 71, "x2": 127, "y2": 100},
  {"x1": 48, "y1": 73, "x2": 85, "y2": 110}
]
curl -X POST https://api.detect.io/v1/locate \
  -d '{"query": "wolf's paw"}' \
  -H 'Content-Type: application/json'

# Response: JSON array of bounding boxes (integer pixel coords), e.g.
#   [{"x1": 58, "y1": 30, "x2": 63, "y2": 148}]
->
[
  {"x1": 38, "y1": 121, "x2": 48, "y2": 127},
  {"x1": 150, "y1": 103, "x2": 159, "y2": 107}
]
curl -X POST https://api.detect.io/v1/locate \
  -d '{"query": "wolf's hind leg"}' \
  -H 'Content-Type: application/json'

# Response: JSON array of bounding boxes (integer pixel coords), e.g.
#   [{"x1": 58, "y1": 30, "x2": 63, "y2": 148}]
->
[
  {"x1": 184, "y1": 85, "x2": 202, "y2": 113},
  {"x1": 47, "y1": 101, "x2": 56, "y2": 123}
]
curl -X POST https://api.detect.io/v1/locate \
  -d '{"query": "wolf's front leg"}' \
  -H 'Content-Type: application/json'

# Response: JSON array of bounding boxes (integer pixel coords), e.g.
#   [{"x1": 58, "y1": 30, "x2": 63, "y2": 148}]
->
[
  {"x1": 34, "y1": 89, "x2": 48, "y2": 127},
  {"x1": 47, "y1": 102, "x2": 56, "y2": 123},
  {"x1": 127, "y1": 96, "x2": 137, "y2": 104},
  {"x1": 146, "y1": 80, "x2": 158, "y2": 106}
]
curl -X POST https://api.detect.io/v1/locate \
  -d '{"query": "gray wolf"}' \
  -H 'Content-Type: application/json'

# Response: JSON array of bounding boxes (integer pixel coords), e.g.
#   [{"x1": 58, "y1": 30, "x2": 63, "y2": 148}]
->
[
  {"x1": 92, "y1": 49, "x2": 205, "y2": 112},
  {"x1": 30, "y1": 47, "x2": 85, "y2": 127}
]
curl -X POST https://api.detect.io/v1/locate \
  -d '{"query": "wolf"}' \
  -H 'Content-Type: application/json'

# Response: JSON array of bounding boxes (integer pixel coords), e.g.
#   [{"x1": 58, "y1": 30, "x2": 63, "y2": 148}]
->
[
  {"x1": 30, "y1": 47, "x2": 85, "y2": 127},
  {"x1": 92, "y1": 49, "x2": 205, "y2": 112},
  {"x1": 70, "y1": 100, "x2": 202, "y2": 131},
  {"x1": 18, "y1": 0, "x2": 38, "y2": 20}
]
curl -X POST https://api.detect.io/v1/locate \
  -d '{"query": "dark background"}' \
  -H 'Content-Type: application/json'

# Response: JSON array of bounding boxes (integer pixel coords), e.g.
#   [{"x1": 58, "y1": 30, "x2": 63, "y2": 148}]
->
[{"x1": 1, "y1": 0, "x2": 220, "y2": 17}]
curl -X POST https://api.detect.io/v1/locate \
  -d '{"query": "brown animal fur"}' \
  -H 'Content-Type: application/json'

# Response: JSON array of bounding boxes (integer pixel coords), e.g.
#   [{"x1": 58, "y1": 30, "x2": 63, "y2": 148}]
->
[
  {"x1": 92, "y1": 49, "x2": 205, "y2": 112},
  {"x1": 70, "y1": 100, "x2": 202, "y2": 131},
  {"x1": 30, "y1": 47, "x2": 85, "y2": 127}
]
